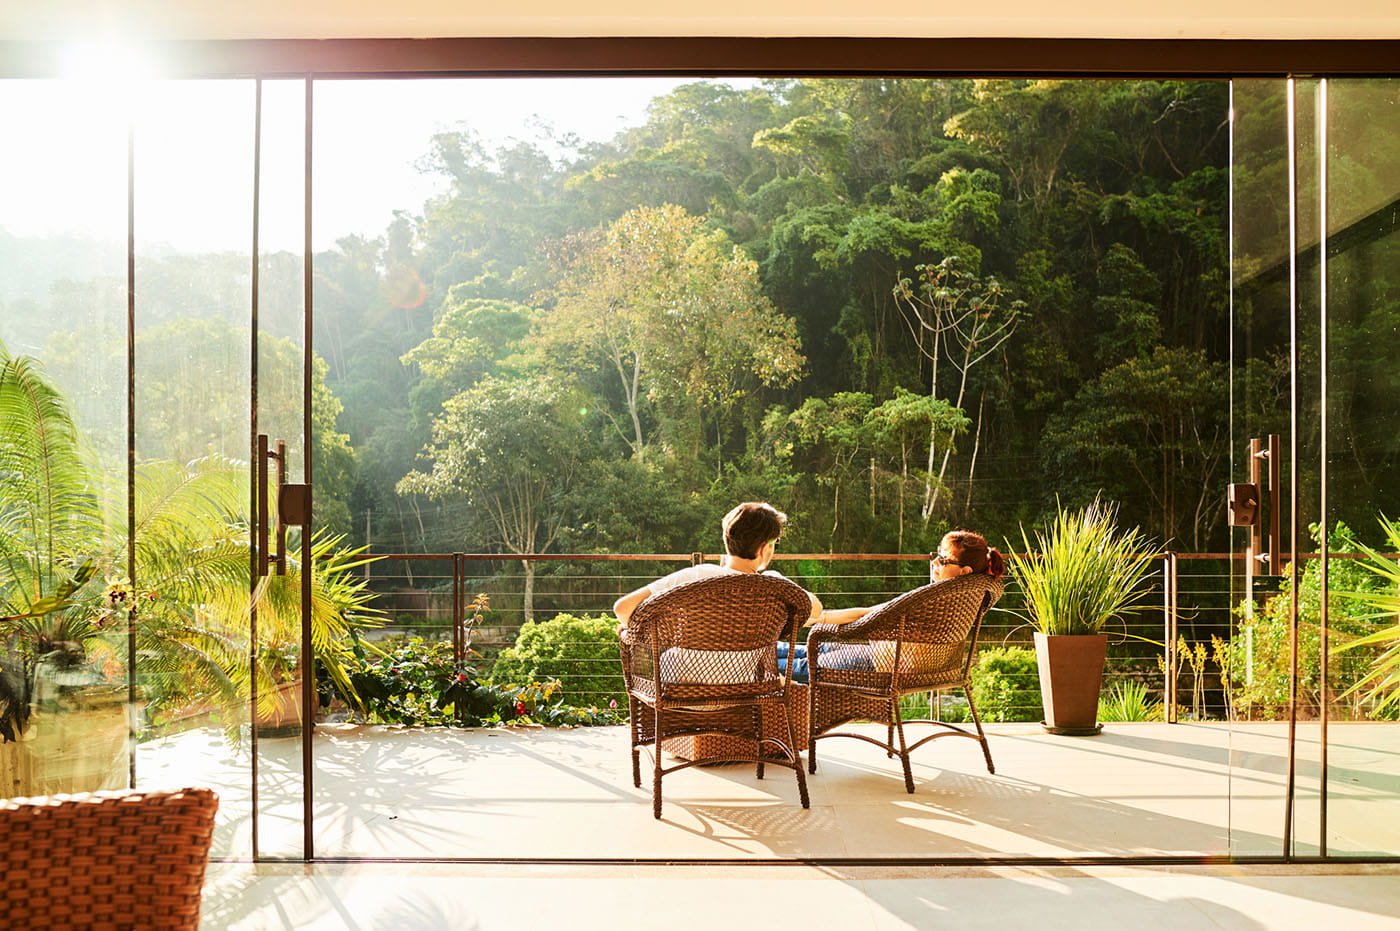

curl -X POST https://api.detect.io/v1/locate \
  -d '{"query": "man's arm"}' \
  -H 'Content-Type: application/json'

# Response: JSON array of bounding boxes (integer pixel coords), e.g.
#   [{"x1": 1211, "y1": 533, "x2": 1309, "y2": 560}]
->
[
  {"x1": 613, "y1": 585, "x2": 654, "y2": 630},
  {"x1": 764, "y1": 568, "x2": 822, "y2": 624}
]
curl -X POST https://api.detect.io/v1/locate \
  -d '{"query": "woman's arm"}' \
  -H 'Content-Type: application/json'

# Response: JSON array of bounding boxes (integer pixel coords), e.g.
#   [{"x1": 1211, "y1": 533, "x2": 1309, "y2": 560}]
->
[{"x1": 813, "y1": 599, "x2": 889, "y2": 626}]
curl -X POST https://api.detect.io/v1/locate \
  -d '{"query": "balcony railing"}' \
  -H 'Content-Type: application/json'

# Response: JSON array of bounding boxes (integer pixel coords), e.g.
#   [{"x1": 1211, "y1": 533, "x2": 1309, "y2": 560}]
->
[{"x1": 352, "y1": 550, "x2": 1286, "y2": 724}]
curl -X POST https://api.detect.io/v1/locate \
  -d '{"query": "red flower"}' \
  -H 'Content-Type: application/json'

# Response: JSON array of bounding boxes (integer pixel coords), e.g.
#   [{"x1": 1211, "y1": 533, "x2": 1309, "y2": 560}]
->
[
  {"x1": 515, "y1": 700, "x2": 528, "y2": 716},
  {"x1": 455, "y1": 672, "x2": 468, "y2": 683}
]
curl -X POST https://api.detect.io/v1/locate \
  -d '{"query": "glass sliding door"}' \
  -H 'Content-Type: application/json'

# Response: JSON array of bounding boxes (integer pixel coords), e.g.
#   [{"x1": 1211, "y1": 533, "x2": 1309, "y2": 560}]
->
[
  {"x1": 1228, "y1": 77, "x2": 1298, "y2": 857},
  {"x1": 0, "y1": 78, "x2": 131, "y2": 804},
  {"x1": 126, "y1": 78, "x2": 258, "y2": 860},
  {"x1": 249, "y1": 77, "x2": 312, "y2": 860},
  {"x1": 1319, "y1": 78, "x2": 1400, "y2": 858},
  {"x1": 1231, "y1": 75, "x2": 1400, "y2": 859}
]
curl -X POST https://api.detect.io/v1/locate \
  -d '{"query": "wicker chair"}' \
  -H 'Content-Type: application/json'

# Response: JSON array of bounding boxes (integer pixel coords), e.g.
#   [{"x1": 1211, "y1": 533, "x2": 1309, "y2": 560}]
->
[
  {"x1": 0, "y1": 786, "x2": 219, "y2": 929},
  {"x1": 806, "y1": 573, "x2": 1004, "y2": 793},
  {"x1": 619, "y1": 572, "x2": 812, "y2": 819}
]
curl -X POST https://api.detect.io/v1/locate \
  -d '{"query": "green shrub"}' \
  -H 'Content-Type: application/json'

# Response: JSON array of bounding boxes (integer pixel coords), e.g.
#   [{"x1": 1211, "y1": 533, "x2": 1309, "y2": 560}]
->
[
  {"x1": 491, "y1": 613, "x2": 626, "y2": 706},
  {"x1": 1225, "y1": 522, "x2": 1391, "y2": 721},
  {"x1": 345, "y1": 636, "x2": 621, "y2": 727},
  {"x1": 894, "y1": 646, "x2": 1042, "y2": 723},
  {"x1": 970, "y1": 646, "x2": 1043, "y2": 722}
]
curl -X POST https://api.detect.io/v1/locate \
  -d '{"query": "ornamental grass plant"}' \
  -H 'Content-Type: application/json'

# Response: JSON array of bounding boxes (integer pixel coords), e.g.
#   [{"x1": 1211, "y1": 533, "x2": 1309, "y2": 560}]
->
[{"x1": 1012, "y1": 498, "x2": 1159, "y2": 637}]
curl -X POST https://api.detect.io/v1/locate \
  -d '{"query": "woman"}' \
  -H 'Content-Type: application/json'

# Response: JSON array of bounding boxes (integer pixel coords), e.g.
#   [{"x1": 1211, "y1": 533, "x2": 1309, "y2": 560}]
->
[{"x1": 778, "y1": 529, "x2": 1006, "y2": 682}]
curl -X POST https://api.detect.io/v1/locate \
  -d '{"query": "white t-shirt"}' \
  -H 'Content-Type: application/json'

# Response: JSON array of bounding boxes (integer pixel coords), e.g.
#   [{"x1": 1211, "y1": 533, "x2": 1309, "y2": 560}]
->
[
  {"x1": 646, "y1": 562, "x2": 740, "y2": 597},
  {"x1": 643, "y1": 564, "x2": 795, "y2": 684}
]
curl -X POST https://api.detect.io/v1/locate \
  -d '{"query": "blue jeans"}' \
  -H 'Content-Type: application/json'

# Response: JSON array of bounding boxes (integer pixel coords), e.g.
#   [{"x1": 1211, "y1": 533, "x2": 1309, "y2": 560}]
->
[{"x1": 776, "y1": 641, "x2": 873, "y2": 684}]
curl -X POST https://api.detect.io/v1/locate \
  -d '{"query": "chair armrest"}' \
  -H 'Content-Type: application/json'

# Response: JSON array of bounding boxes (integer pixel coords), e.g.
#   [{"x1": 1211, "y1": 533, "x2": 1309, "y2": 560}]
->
[
  {"x1": 806, "y1": 610, "x2": 894, "y2": 648},
  {"x1": 618, "y1": 627, "x2": 638, "y2": 669},
  {"x1": 804, "y1": 623, "x2": 847, "y2": 652}
]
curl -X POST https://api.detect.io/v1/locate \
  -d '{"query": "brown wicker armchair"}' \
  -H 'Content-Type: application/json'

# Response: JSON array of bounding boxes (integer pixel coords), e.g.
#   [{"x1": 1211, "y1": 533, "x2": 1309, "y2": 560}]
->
[
  {"x1": 619, "y1": 572, "x2": 812, "y2": 819},
  {"x1": 0, "y1": 786, "x2": 219, "y2": 929},
  {"x1": 806, "y1": 573, "x2": 1004, "y2": 793}
]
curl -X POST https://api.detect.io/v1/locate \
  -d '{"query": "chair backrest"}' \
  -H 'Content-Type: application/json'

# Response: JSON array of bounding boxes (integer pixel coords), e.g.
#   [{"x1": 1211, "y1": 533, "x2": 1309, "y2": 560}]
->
[
  {"x1": 856, "y1": 573, "x2": 1004, "y2": 686},
  {"x1": 628, "y1": 572, "x2": 812, "y2": 698},
  {"x1": 0, "y1": 786, "x2": 219, "y2": 930}
]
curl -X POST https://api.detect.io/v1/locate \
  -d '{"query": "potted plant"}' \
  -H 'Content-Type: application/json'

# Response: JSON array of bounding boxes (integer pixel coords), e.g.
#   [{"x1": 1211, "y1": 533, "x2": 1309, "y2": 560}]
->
[{"x1": 1012, "y1": 499, "x2": 1157, "y2": 734}]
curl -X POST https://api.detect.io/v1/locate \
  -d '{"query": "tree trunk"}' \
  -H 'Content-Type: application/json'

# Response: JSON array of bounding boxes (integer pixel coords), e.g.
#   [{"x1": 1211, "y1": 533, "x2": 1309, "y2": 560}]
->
[
  {"x1": 627, "y1": 351, "x2": 645, "y2": 458},
  {"x1": 965, "y1": 393, "x2": 985, "y2": 511},
  {"x1": 897, "y1": 444, "x2": 908, "y2": 553},
  {"x1": 931, "y1": 340, "x2": 975, "y2": 513},
  {"x1": 393, "y1": 500, "x2": 414, "y2": 585},
  {"x1": 869, "y1": 456, "x2": 877, "y2": 515},
  {"x1": 920, "y1": 325, "x2": 943, "y2": 522},
  {"x1": 830, "y1": 481, "x2": 840, "y2": 553},
  {"x1": 522, "y1": 559, "x2": 535, "y2": 622}
]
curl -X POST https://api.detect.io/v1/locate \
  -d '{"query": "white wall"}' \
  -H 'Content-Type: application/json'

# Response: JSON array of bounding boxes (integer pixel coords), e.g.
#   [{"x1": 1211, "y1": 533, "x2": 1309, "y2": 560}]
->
[{"x1": 2, "y1": 0, "x2": 1397, "y2": 42}]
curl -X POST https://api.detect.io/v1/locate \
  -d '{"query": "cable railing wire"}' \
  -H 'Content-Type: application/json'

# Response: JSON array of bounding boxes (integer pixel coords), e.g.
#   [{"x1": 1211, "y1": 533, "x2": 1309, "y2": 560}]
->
[{"x1": 332, "y1": 549, "x2": 1372, "y2": 723}]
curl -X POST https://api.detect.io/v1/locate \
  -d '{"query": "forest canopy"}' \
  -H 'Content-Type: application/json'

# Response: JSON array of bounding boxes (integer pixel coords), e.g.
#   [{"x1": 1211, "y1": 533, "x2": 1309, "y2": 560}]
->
[
  {"x1": 7, "y1": 78, "x2": 1243, "y2": 569},
  {"x1": 321, "y1": 77, "x2": 1233, "y2": 562}
]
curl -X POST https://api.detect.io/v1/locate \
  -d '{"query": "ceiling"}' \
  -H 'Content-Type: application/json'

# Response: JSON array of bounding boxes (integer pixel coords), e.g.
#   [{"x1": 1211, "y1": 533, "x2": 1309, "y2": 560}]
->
[{"x1": 2, "y1": 0, "x2": 1398, "y2": 42}]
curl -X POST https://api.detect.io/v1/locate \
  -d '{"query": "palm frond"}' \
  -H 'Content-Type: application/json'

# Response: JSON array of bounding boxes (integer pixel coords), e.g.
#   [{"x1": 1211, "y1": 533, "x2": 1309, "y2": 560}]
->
[
  {"x1": 0, "y1": 347, "x2": 104, "y2": 620},
  {"x1": 1333, "y1": 514, "x2": 1400, "y2": 714}
]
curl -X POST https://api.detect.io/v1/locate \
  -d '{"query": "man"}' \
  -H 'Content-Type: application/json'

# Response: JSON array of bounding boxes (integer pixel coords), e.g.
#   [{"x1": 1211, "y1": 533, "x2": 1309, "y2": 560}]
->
[{"x1": 613, "y1": 501, "x2": 822, "y2": 629}]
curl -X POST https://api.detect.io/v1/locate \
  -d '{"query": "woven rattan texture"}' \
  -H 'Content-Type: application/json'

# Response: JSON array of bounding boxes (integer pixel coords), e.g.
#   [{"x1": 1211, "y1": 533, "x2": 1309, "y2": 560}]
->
[
  {"x1": 0, "y1": 786, "x2": 218, "y2": 930},
  {"x1": 621, "y1": 572, "x2": 812, "y2": 816},
  {"x1": 662, "y1": 682, "x2": 811, "y2": 758},
  {"x1": 807, "y1": 574, "x2": 1004, "y2": 790},
  {"x1": 808, "y1": 573, "x2": 1004, "y2": 709}
]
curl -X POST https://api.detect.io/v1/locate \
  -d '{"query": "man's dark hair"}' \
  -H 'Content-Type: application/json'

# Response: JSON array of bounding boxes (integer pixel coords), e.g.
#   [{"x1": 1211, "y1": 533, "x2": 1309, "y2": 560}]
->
[{"x1": 722, "y1": 502, "x2": 787, "y2": 559}]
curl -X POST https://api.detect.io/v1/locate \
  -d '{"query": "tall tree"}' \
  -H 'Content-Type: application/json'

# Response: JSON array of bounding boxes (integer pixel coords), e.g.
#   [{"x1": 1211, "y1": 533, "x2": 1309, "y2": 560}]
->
[
  {"x1": 1042, "y1": 346, "x2": 1228, "y2": 549},
  {"x1": 397, "y1": 376, "x2": 590, "y2": 619},
  {"x1": 537, "y1": 204, "x2": 804, "y2": 468},
  {"x1": 893, "y1": 256, "x2": 1022, "y2": 521}
]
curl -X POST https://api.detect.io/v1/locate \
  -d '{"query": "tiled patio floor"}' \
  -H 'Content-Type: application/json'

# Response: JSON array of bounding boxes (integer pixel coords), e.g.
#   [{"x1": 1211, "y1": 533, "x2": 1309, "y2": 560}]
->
[
  {"x1": 138, "y1": 721, "x2": 1400, "y2": 862},
  {"x1": 198, "y1": 861, "x2": 1400, "y2": 931}
]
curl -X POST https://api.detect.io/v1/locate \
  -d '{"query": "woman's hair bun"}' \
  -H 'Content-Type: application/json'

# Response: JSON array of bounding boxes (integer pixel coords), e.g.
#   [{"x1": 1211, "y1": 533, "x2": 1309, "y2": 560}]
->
[{"x1": 985, "y1": 547, "x2": 1006, "y2": 580}]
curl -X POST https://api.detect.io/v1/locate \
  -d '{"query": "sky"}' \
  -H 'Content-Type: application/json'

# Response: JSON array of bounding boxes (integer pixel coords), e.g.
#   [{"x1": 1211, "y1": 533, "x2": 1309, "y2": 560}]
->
[{"x1": 2, "y1": 76, "x2": 748, "y2": 254}]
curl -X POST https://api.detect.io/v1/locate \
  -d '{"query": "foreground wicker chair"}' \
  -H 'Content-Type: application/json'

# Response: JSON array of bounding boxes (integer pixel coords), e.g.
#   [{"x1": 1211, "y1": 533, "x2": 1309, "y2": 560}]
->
[
  {"x1": 806, "y1": 573, "x2": 1004, "y2": 793},
  {"x1": 0, "y1": 786, "x2": 219, "y2": 929},
  {"x1": 620, "y1": 572, "x2": 812, "y2": 819}
]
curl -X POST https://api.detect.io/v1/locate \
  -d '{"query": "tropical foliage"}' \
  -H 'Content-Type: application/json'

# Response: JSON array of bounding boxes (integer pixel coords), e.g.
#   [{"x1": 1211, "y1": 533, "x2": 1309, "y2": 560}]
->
[
  {"x1": 1098, "y1": 680, "x2": 1163, "y2": 722},
  {"x1": 1330, "y1": 516, "x2": 1400, "y2": 719},
  {"x1": 1224, "y1": 522, "x2": 1394, "y2": 721},
  {"x1": 344, "y1": 636, "x2": 622, "y2": 727},
  {"x1": 0, "y1": 344, "x2": 379, "y2": 745}
]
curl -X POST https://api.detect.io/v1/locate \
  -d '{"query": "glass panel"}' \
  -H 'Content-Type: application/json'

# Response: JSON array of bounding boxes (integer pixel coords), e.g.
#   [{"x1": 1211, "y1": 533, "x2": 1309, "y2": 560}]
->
[
  {"x1": 1322, "y1": 77, "x2": 1400, "y2": 857},
  {"x1": 306, "y1": 76, "x2": 1239, "y2": 860},
  {"x1": 1228, "y1": 78, "x2": 1294, "y2": 856},
  {"x1": 1292, "y1": 78, "x2": 1326, "y2": 857},
  {"x1": 0, "y1": 79, "x2": 130, "y2": 802},
  {"x1": 254, "y1": 78, "x2": 309, "y2": 859},
  {"x1": 124, "y1": 79, "x2": 255, "y2": 860}
]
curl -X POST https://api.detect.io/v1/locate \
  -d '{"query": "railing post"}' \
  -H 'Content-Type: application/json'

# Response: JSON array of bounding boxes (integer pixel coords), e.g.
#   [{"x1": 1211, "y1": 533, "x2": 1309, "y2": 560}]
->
[
  {"x1": 452, "y1": 553, "x2": 464, "y2": 669},
  {"x1": 1165, "y1": 551, "x2": 1179, "y2": 723},
  {"x1": 691, "y1": 552, "x2": 703, "y2": 567}
]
